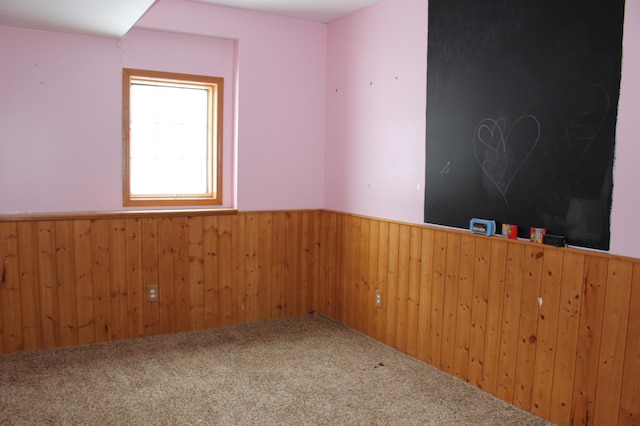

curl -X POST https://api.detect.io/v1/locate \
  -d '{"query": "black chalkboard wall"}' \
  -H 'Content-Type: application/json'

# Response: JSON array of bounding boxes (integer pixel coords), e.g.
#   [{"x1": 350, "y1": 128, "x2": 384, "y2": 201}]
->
[{"x1": 424, "y1": 0, "x2": 625, "y2": 250}]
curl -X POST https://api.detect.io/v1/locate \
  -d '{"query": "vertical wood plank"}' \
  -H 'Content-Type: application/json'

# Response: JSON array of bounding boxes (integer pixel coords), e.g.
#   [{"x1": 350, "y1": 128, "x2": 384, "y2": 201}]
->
[
  {"x1": 318, "y1": 212, "x2": 334, "y2": 317},
  {"x1": 619, "y1": 263, "x2": 640, "y2": 425},
  {"x1": 548, "y1": 252, "x2": 585, "y2": 425},
  {"x1": 468, "y1": 237, "x2": 490, "y2": 388},
  {"x1": 367, "y1": 219, "x2": 380, "y2": 338},
  {"x1": 336, "y1": 212, "x2": 345, "y2": 320},
  {"x1": 453, "y1": 234, "x2": 475, "y2": 381},
  {"x1": 343, "y1": 216, "x2": 358, "y2": 328},
  {"x1": 172, "y1": 217, "x2": 190, "y2": 333},
  {"x1": 405, "y1": 227, "x2": 422, "y2": 358},
  {"x1": 37, "y1": 221, "x2": 61, "y2": 348},
  {"x1": 125, "y1": 219, "x2": 144, "y2": 339},
  {"x1": 141, "y1": 218, "x2": 160, "y2": 336},
  {"x1": 216, "y1": 217, "x2": 236, "y2": 325},
  {"x1": 385, "y1": 222, "x2": 400, "y2": 348},
  {"x1": 55, "y1": 221, "x2": 77, "y2": 347},
  {"x1": 257, "y1": 213, "x2": 273, "y2": 321},
  {"x1": 307, "y1": 211, "x2": 318, "y2": 315},
  {"x1": 320, "y1": 213, "x2": 338, "y2": 319},
  {"x1": 304, "y1": 211, "x2": 324, "y2": 313},
  {"x1": 351, "y1": 216, "x2": 362, "y2": 328},
  {"x1": 330, "y1": 213, "x2": 340, "y2": 321},
  {"x1": 73, "y1": 220, "x2": 95, "y2": 345},
  {"x1": 317, "y1": 212, "x2": 328, "y2": 316},
  {"x1": 310, "y1": 211, "x2": 321, "y2": 315},
  {"x1": 441, "y1": 233, "x2": 461, "y2": 373},
  {"x1": 245, "y1": 214, "x2": 259, "y2": 322},
  {"x1": 157, "y1": 218, "x2": 175, "y2": 334},
  {"x1": 416, "y1": 228, "x2": 434, "y2": 363},
  {"x1": 217, "y1": 215, "x2": 233, "y2": 326},
  {"x1": 187, "y1": 216, "x2": 205, "y2": 330},
  {"x1": 202, "y1": 216, "x2": 219, "y2": 328},
  {"x1": 512, "y1": 245, "x2": 544, "y2": 411},
  {"x1": 496, "y1": 243, "x2": 525, "y2": 403},
  {"x1": 91, "y1": 219, "x2": 110, "y2": 343},
  {"x1": 428, "y1": 230, "x2": 447, "y2": 367},
  {"x1": 16, "y1": 222, "x2": 42, "y2": 351},
  {"x1": 108, "y1": 219, "x2": 128, "y2": 341},
  {"x1": 593, "y1": 259, "x2": 633, "y2": 425},
  {"x1": 375, "y1": 221, "x2": 389, "y2": 343},
  {"x1": 231, "y1": 214, "x2": 247, "y2": 325},
  {"x1": 0, "y1": 226, "x2": 4, "y2": 354},
  {"x1": 306, "y1": 211, "x2": 319, "y2": 315},
  {"x1": 395, "y1": 224, "x2": 410, "y2": 352},
  {"x1": 336, "y1": 215, "x2": 347, "y2": 322},
  {"x1": 571, "y1": 255, "x2": 608, "y2": 425},
  {"x1": 271, "y1": 212, "x2": 286, "y2": 318},
  {"x1": 299, "y1": 211, "x2": 310, "y2": 315},
  {"x1": 219, "y1": 216, "x2": 234, "y2": 325},
  {"x1": 358, "y1": 217, "x2": 370, "y2": 335},
  {"x1": 530, "y1": 248, "x2": 564, "y2": 419},
  {"x1": 284, "y1": 212, "x2": 300, "y2": 316},
  {"x1": 0, "y1": 225, "x2": 4, "y2": 355},
  {"x1": 481, "y1": 239, "x2": 507, "y2": 394},
  {"x1": 0, "y1": 222, "x2": 23, "y2": 353}
]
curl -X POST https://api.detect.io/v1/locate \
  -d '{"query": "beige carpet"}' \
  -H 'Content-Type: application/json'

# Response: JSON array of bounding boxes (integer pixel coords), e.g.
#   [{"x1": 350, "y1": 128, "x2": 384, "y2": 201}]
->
[{"x1": 0, "y1": 314, "x2": 552, "y2": 425}]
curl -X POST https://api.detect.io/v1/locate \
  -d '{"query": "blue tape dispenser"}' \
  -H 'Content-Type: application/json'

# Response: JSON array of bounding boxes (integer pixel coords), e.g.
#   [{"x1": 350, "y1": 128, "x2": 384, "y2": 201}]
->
[{"x1": 469, "y1": 218, "x2": 496, "y2": 236}]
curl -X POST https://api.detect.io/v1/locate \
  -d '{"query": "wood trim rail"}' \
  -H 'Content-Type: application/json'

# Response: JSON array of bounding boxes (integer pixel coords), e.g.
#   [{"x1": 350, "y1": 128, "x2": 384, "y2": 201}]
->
[{"x1": 0, "y1": 208, "x2": 238, "y2": 222}]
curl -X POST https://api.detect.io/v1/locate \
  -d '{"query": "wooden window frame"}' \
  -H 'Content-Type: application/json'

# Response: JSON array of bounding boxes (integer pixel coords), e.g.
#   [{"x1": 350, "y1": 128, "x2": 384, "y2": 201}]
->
[{"x1": 122, "y1": 68, "x2": 223, "y2": 207}]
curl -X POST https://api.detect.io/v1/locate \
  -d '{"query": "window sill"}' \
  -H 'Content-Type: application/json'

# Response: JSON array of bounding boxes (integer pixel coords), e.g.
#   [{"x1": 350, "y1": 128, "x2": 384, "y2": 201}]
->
[{"x1": 0, "y1": 208, "x2": 238, "y2": 222}]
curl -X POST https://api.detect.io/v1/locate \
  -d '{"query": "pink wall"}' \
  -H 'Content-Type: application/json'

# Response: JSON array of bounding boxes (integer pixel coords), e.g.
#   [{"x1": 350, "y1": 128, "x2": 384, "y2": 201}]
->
[
  {"x1": 325, "y1": 0, "x2": 640, "y2": 258},
  {"x1": 0, "y1": 29, "x2": 122, "y2": 212},
  {"x1": 0, "y1": 0, "x2": 327, "y2": 213},
  {"x1": 610, "y1": 1, "x2": 640, "y2": 258},
  {"x1": 324, "y1": 0, "x2": 427, "y2": 224}
]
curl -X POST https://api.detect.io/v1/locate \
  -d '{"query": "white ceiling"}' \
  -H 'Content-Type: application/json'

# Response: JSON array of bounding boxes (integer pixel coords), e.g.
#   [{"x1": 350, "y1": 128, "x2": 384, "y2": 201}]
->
[
  {"x1": 0, "y1": 0, "x2": 384, "y2": 38},
  {"x1": 193, "y1": 0, "x2": 384, "y2": 23},
  {"x1": 0, "y1": 0, "x2": 157, "y2": 38}
]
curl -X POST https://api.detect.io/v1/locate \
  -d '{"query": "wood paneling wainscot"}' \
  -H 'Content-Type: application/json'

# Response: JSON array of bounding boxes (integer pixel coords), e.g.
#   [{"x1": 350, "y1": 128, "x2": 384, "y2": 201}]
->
[
  {"x1": 0, "y1": 210, "x2": 321, "y2": 353},
  {"x1": 1, "y1": 209, "x2": 639, "y2": 426},
  {"x1": 316, "y1": 212, "x2": 640, "y2": 426}
]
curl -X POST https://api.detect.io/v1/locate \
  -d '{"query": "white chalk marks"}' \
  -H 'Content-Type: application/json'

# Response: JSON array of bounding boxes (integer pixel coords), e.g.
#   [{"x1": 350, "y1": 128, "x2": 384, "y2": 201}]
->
[
  {"x1": 472, "y1": 85, "x2": 610, "y2": 206},
  {"x1": 473, "y1": 115, "x2": 540, "y2": 205},
  {"x1": 563, "y1": 84, "x2": 610, "y2": 168}
]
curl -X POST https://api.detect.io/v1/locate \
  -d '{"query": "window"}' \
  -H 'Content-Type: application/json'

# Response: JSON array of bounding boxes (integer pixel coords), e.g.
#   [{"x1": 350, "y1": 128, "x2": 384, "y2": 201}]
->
[{"x1": 122, "y1": 68, "x2": 223, "y2": 207}]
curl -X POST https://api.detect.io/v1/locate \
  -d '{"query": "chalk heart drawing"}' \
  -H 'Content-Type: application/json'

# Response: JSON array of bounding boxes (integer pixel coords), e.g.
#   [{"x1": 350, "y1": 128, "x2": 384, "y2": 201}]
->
[{"x1": 473, "y1": 115, "x2": 541, "y2": 204}]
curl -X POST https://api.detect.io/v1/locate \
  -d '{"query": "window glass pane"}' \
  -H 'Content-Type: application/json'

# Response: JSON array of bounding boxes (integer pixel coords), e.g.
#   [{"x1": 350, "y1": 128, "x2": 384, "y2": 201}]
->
[
  {"x1": 175, "y1": 160, "x2": 207, "y2": 193},
  {"x1": 156, "y1": 123, "x2": 182, "y2": 159},
  {"x1": 182, "y1": 124, "x2": 208, "y2": 159},
  {"x1": 129, "y1": 124, "x2": 157, "y2": 160},
  {"x1": 156, "y1": 86, "x2": 183, "y2": 124},
  {"x1": 182, "y1": 89, "x2": 209, "y2": 124},
  {"x1": 131, "y1": 85, "x2": 157, "y2": 124},
  {"x1": 130, "y1": 158, "x2": 159, "y2": 195}
]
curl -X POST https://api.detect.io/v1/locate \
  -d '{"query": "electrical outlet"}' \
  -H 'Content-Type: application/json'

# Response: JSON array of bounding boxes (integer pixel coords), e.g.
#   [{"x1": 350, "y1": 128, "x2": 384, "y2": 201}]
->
[
  {"x1": 147, "y1": 285, "x2": 158, "y2": 302},
  {"x1": 375, "y1": 290, "x2": 383, "y2": 308}
]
